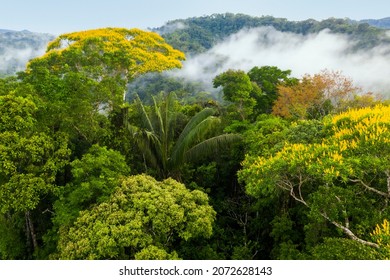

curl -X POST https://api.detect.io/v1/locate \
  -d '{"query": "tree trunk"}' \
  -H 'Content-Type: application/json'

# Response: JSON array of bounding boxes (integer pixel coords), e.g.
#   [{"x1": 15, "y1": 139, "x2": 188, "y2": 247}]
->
[{"x1": 25, "y1": 211, "x2": 38, "y2": 251}]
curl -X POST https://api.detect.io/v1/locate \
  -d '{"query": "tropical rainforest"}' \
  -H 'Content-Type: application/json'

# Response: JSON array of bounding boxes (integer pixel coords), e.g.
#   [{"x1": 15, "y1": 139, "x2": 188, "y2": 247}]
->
[{"x1": 1, "y1": 14, "x2": 390, "y2": 260}]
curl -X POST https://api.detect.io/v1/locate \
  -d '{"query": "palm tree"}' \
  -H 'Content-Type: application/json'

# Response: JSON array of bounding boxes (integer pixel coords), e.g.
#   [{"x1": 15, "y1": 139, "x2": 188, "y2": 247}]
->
[{"x1": 125, "y1": 92, "x2": 241, "y2": 179}]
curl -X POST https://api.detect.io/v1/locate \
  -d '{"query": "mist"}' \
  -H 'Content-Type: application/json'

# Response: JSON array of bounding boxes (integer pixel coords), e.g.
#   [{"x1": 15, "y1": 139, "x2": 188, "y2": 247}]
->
[
  {"x1": 0, "y1": 30, "x2": 54, "y2": 75},
  {"x1": 0, "y1": 47, "x2": 46, "y2": 73},
  {"x1": 170, "y1": 26, "x2": 390, "y2": 96}
]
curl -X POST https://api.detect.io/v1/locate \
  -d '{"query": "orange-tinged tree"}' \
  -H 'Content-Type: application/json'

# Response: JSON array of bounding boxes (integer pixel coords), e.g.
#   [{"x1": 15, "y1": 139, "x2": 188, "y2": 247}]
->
[{"x1": 272, "y1": 70, "x2": 359, "y2": 120}]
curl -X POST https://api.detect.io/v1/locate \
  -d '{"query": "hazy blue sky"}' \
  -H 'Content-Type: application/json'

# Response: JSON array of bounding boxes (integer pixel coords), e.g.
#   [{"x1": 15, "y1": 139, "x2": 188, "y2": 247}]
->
[{"x1": 1, "y1": 0, "x2": 389, "y2": 34}]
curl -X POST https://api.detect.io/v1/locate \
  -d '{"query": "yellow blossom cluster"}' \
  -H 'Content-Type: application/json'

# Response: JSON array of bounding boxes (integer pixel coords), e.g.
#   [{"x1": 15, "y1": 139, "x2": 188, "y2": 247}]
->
[
  {"x1": 28, "y1": 28, "x2": 185, "y2": 79},
  {"x1": 371, "y1": 219, "x2": 390, "y2": 247},
  {"x1": 330, "y1": 105, "x2": 390, "y2": 143},
  {"x1": 241, "y1": 105, "x2": 390, "y2": 192}
]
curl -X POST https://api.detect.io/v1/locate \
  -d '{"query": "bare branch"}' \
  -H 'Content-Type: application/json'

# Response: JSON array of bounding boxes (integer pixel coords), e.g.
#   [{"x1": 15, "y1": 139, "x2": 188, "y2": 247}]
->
[
  {"x1": 385, "y1": 170, "x2": 390, "y2": 197},
  {"x1": 282, "y1": 179, "x2": 379, "y2": 248},
  {"x1": 321, "y1": 212, "x2": 379, "y2": 248},
  {"x1": 350, "y1": 178, "x2": 390, "y2": 198}
]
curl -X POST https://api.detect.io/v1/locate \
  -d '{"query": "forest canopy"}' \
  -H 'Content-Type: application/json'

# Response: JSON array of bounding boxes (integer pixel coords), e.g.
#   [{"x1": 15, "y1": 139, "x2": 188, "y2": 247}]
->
[{"x1": 1, "y1": 21, "x2": 390, "y2": 260}]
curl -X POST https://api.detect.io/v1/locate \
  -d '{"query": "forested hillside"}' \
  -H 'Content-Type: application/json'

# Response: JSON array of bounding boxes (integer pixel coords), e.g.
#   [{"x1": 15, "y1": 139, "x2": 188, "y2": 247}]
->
[
  {"x1": 360, "y1": 17, "x2": 390, "y2": 29},
  {"x1": 1, "y1": 15, "x2": 390, "y2": 260},
  {"x1": 130, "y1": 14, "x2": 390, "y2": 104},
  {"x1": 0, "y1": 30, "x2": 54, "y2": 76},
  {"x1": 155, "y1": 13, "x2": 390, "y2": 54}
]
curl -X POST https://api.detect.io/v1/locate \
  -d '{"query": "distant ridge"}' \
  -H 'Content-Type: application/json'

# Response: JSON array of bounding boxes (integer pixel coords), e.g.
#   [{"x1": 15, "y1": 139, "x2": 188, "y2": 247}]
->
[
  {"x1": 360, "y1": 17, "x2": 390, "y2": 29},
  {"x1": 0, "y1": 30, "x2": 55, "y2": 76},
  {"x1": 0, "y1": 29, "x2": 15, "y2": 33},
  {"x1": 155, "y1": 13, "x2": 390, "y2": 55}
]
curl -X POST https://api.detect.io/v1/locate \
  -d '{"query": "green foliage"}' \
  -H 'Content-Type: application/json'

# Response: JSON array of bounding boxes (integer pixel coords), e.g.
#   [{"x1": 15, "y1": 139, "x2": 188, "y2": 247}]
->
[
  {"x1": 240, "y1": 105, "x2": 390, "y2": 257},
  {"x1": 53, "y1": 145, "x2": 130, "y2": 228},
  {"x1": 243, "y1": 114, "x2": 288, "y2": 157},
  {"x1": 27, "y1": 28, "x2": 185, "y2": 82},
  {"x1": 125, "y1": 92, "x2": 240, "y2": 179},
  {"x1": 0, "y1": 214, "x2": 26, "y2": 259},
  {"x1": 309, "y1": 238, "x2": 383, "y2": 260},
  {"x1": 360, "y1": 18, "x2": 390, "y2": 29},
  {"x1": 0, "y1": 92, "x2": 70, "y2": 213},
  {"x1": 248, "y1": 66, "x2": 298, "y2": 114},
  {"x1": 57, "y1": 174, "x2": 216, "y2": 259},
  {"x1": 2, "y1": 20, "x2": 390, "y2": 260},
  {"x1": 134, "y1": 245, "x2": 180, "y2": 260},
  {"x1": 19, "y1": 28, "x2": 185, "y2": 145},
  {"x1": 213, "y1": 69, "x2": 258, "y2": 121},
  {"x1": 157, "y1": 14, "x2": 390, "y2": 55}
]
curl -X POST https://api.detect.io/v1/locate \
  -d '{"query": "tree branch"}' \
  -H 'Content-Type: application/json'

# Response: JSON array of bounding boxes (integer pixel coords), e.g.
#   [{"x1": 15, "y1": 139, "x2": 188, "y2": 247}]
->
[
  {"x1": 350, "y1": 178, "x2": 390, "y2": 198},
  {"x1": 386, "y1": 170, "x2": 390, "y2": 197},
  {"x1": 282, "y1": 179, "x2": 380, "y2": 248},
  {"x1": 321, "y1": 212, "x2": 379, "y2": 248}
]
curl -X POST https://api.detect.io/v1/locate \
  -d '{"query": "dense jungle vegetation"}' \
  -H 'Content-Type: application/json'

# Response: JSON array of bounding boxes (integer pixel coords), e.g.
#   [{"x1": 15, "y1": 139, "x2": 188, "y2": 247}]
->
[{"x1": 1, "y1": 15, "x2": 390, "y2": 260}]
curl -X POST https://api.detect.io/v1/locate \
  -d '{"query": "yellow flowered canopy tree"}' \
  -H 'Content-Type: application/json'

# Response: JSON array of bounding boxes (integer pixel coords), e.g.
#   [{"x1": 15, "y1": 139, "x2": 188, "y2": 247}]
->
[
  {"x1": 21, "y1": 28, "x2": 185, "y2": 143},
  {"x1": 240, "y1": 105, "x2": 390, "y2": 251},
  {"x1": 27, "y1": 28, "x2": 185, "y2": 82}
]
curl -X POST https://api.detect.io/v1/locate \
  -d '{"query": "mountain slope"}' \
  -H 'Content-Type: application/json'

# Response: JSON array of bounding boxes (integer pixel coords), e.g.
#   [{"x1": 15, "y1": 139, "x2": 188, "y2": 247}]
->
[
  {"x1": 154, "y1": 13, "x2": 390, "y2": 55},
  {"x1": 0, "y1": 30, "x2": 54, "y2": 76},
  {"x1": 360, "y1": 17, "x2": 390, "y2": 29}
]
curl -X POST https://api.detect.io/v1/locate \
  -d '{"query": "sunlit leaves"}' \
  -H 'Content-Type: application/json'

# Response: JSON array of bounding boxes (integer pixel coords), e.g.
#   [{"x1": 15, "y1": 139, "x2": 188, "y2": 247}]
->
[
  {"x1": 0, "y1": 93, "x2": 70, "y2": 213},
  {"x1": 241, "y1": 105, "x2": 390, "y2": 197},
  {"x1": 371, "y1": 219, "x2": 390, "y2": 246},
  {"x1": 57, "y1": 174, "x2": 216, "y2": 259},
  {"x1": 272, "y1": 70, "x2": 360, "y2": 119},
  {"x1": 53, "y1": 145, "x2": 130, "y2": 227},
  {"x1": 28, "y1": 28, "x2": 185, "y2": 81},
  {"x1": 213, "y1": 69, "x2": 258, "y2": 120},
  {"x1": 22, "y1": 28, "x2": 185, "y2": 144},
  {"x1": 240, "y1": 105, "x2": 390, "y2": 250},
  {"x1": 126, "y1": 92, "x2": 240, "y2": 179},
  {"x1": 0, "y1": 92, "x2": 37, "y2": 132}
]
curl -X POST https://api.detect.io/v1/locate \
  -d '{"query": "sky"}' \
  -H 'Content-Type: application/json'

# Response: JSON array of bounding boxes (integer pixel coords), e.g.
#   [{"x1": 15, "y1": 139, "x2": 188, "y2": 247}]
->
[{"x1": 1, "y1": 0, "x2": 389, "y2": 35}]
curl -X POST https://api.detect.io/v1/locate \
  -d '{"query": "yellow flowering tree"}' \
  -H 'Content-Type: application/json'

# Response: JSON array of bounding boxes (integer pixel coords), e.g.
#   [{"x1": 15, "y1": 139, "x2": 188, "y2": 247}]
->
[
  {"x1": 27, "y1": 28, "x2": 185, "y2": 81},
  {"x1": 240, "y1": 105, "x2": 390, "y2": 249},
  {"x1": 21, "y1": 28, "x2": 185, "y2": 143}
]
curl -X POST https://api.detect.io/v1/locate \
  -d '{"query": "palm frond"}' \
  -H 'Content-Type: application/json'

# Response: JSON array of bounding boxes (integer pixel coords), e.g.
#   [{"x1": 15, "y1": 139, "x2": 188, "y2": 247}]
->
[
  {"x1": 184, "y1": 133, "x2": 242, "y2": 163},
  {"x1": 134, "y1": 95, "x2": 155, "y2": 133},
  {"x1": 177, "y1": 107, "x2": 215, "y2": 144},
  {"x1": 170, "y1": 115, "x2": 221, "y2": 167}
]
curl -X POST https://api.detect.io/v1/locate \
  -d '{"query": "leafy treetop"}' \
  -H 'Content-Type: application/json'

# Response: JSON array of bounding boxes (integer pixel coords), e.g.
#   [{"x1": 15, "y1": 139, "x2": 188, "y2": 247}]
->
[
  {"x1": 240, "y1": 105, "x2": 390, "y2": 248},
  {"x1": 27, "y1": 28, "x2": 185, "y2": 81}
]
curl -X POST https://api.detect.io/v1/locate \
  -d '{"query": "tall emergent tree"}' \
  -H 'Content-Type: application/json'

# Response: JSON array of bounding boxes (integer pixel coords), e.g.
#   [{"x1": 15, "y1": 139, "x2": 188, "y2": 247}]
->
[
  {"x1": 213, "y1": 69, "x2": 258, "y2": 121},
  {"x1": 0, "y1": 27, "x2": 186, "y2": 259},
  {"x1": 247, "y1": 66, "x2": 297, "y2": 114},
  {"x1": 21, "y1": 28, "x2": 185, "y2": 143}
]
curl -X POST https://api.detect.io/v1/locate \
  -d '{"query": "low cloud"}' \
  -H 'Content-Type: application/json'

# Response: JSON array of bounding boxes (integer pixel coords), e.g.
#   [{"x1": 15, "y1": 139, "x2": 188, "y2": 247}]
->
[
  {"x1": 155, "y1": 21, "x2": 187, "y2": 35},
  {"x1": 171, "y1": 27, "x2": 390, "y2": 96},
  {"x1": 0, "y1": 47, "x2": 46, "y2": 72},
  {"x1": 0, "y1": 31, "x2": 54, "y2": 74}
]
